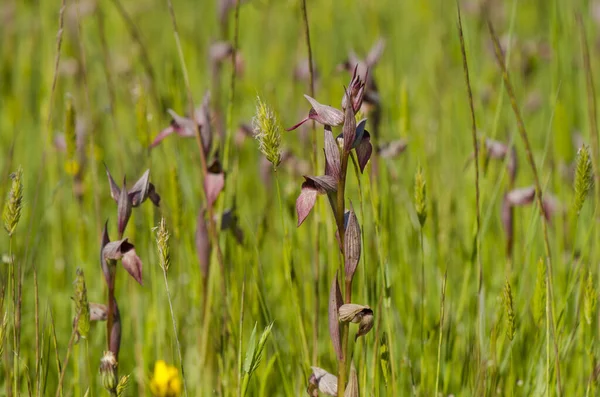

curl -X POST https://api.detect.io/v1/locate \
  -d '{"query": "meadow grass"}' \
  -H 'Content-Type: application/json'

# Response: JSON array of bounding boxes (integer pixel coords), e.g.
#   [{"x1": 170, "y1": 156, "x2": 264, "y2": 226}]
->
[{"x1": 1, "y1": 0, "x2": 600, "y2": 395}]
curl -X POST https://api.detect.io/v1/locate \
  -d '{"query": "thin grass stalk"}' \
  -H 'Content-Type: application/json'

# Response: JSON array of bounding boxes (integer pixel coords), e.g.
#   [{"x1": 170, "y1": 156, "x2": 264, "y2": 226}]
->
[
  {"x1": 84, "y1": 339, "x2": 92, "y2": 397},
  {"x1": 456, "y1": 3, "x2": 484, "y2": 369},
  {"x1": 487, "y1": 18, "x2": 562, "y2": 395},
  {"x1": 33, "y1": 268, "x2": 40, "y2": 396},
  {"x1": 162, "y1": 267, "x2": 188, "y2": 396},
  {"x1": 237, "y1": 279, "x2": 245, "y2": 397},
  {"x1": 156, "y1": 218, "x2": 188, "y2": 396},
  {"x1": 55, "y1": 310, "x2": 81, "y2": 397},
  {"x1": 419, "y1": 227, "x2": 425, "y2": 354},
  {"x1": 300, "y1": 0, "x2": 322, "y2": 365},
  {"x1": 434, "y1": 270, "x2": 448, "y2": 397},
  {"x1": 73, "y1": 343, "x2": 80, "y2": 396},
  {"x1": 48, "y1": 309, "x2": 62, "y2": 397},
  {"x1": 336, "y1": 148, "x2": 350, "y2": 397},
  {"x1": 10, "y1": 238, "x2": 17, "y2": 396}
]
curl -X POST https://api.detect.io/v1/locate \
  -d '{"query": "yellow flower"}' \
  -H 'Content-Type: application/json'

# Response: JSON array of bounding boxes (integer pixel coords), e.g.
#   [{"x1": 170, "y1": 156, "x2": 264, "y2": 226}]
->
[{"x1": 150, "y1": 360, "x2": 182, "y2": 397}]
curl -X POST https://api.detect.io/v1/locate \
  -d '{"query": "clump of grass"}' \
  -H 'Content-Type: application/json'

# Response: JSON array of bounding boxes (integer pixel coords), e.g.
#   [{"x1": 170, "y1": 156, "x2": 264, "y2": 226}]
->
[{"x1": 240, "y1": 322, "x2": 273, "y2": 396}]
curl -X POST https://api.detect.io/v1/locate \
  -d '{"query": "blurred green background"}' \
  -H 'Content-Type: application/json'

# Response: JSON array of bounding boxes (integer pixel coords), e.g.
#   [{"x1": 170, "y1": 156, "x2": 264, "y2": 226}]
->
[{"x1": 1, "y1": 0, "x2": 600, "y2": 395}]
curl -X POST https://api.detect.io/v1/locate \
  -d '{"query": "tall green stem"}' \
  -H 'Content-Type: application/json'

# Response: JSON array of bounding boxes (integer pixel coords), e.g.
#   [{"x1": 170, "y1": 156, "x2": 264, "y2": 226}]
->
[{"x1": 336, "y1": 150, "x2": 350, "y2": 397}]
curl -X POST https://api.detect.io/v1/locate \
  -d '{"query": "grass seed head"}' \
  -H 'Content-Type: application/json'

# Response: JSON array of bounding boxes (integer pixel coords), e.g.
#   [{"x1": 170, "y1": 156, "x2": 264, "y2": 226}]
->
[
  {"x1": 252, "y1": 96, "x2": 282, "y2": 168},
  {"x1": 584, "y1": 270, "x2": 598, "y2": 326},
  {"x1": 414, "y1": 165, "x2": 427, "y2": 227},
  {"x1": 503, "y1": 278, "x2": 516, "y2": 341},
  {"x1": 116, "y1": 374, "x2": 130, "y2": 397},
  {"x1": 154, "y1": 217, "x2": 171, "y2": 273},
  {"x1": 73, "y1": 268, "x2": 90, "y2": 340},
  {"x1": 64, "y1": 94, "x2": 79, "y2": 175},
  {"x1": 3, "y1": 166, "x2": 23, "y2": 236},
  {"x1": 573, "y1": 144, "x2": 594, "y2": 215}
]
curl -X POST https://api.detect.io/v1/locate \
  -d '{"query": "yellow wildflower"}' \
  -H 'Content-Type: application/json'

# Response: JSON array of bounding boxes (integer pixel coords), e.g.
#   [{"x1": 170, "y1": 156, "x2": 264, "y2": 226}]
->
[{"x1": 150, "y1": 360, "x2": 181, "y2": 397}]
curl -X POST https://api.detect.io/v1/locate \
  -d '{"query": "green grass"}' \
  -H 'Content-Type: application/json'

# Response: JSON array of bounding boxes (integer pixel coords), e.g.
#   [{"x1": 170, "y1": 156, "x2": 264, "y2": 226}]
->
[{"x1": 1, "y1": 0, "x2": 600, "y2": 395}]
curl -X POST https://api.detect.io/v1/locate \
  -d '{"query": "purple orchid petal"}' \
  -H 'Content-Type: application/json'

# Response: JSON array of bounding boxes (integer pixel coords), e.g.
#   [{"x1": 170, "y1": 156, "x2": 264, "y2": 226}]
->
[
  {"x1": 150, "y1": 125, "x2": 176, "y2": 148},
  {"x1": 205, "y1": 161, "x2": 225, "y2": 208},
  {"x1": 355, "y1": 131, "x2": 373, "y2": 173},
  {"x1": 304, "y1": 95, "x2": 344, "y2": 127},
  {"x1": 506, "y1": 186, "x2": 536, "y2": 206},
  {"x1": 296, "y1": 182, "x2": 318, "y2": 227},
  {"x1": 122, "y1": 248, "x2": 143, "y2": 285},
  {"x1": 286, "y1": 116, "x2": 310, "y2": 132},
  {"x1": 303, "y1": 175, "x2": 338, "y2": 193},
  {"x1": 342, "y1": 93, "x2": 357, "y2": 153},
  {"x1": 352, "y1": 119, "x2": 368, "y2": 149},
  {"x1": 324, "y1": 127, "x2": 341, "y2": 179}
]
